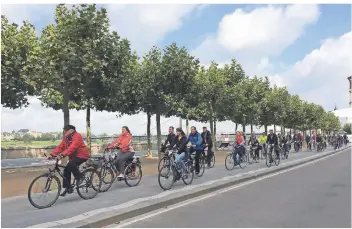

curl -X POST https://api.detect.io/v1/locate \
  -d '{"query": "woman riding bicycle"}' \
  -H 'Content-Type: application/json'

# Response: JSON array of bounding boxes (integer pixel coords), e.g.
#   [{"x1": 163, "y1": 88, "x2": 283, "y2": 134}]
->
[
  {"x1": 107, "y1": 126, "x2": 134, "y2": 179},
  {"x1": 47, "y1": 125, "x2": 89, "y2": 197},
  {"x1": 168, "y1": 128, "x2": 189, "y2": 178},
  {"x1": 233, "y1": 131, "x2": 245, "y2": 162}
]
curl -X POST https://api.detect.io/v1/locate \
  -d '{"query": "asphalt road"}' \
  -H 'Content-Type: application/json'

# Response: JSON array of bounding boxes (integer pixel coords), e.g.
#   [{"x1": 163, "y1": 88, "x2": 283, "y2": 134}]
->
[{"x1": 120, "y1": 148, "x2": 351, "y2": 228}]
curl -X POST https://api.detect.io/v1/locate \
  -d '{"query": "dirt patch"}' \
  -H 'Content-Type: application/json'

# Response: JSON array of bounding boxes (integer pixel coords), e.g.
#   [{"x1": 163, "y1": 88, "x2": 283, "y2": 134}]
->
[{"x1": 1, "y1": 151, "x2": 230, "y2": 198}]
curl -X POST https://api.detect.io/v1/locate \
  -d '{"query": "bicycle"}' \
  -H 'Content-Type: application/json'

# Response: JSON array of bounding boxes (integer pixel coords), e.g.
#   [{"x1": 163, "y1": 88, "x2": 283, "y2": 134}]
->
[
  {"x1": 189, "y1": 150, "x2": 205, "y2": 177},
  {"x1": 27, "y1": 154, "x2": 102, "y2": 209},
  {"x1": 266, "y1": 144, "x2": 280, "y2": 167},
  {"x1": 316, "y1": 142, "x2": 324, "y2": 152},
  {"x1": 225, "y1": 145, "x2": 247, "y2": 170},
  {"x1": 89, "y1": 148, "x2": 142, "y2": 192},
  {"x1": 158, "y1": 148, "x2": 194, "y2": 190},
  {"x1": 203, "y1": 145, "x2": 215, "y2": 168},
  {"x1": 158, "y1": 143, "x2": 170, "y2": 172},
  {"x1": 293, "y1": 140, "x2": 301, "y2": 152},
  {"x1": 280, "y1": 143, "x2": 289, "y2": 160},
  {"x1": 248, "y1": 145, "x2": 259, "y2": 164}
]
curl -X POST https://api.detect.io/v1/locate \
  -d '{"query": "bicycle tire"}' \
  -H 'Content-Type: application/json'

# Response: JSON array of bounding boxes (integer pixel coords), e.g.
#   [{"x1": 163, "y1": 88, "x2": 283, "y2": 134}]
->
[
  {"x1": 158, "y1": 164, "x2": 175, "y2": 190},
  {"x1": 99, "y1": 166, "x2": 115, "y2": 192},
  {"x1": 197, "y1": 157, "x2": 205, "y2": 177},
  {"x1": 248, "y1": 150, "x2": 254, "y2": 164},
  {"x1": 158, "y1": 157, "x2": 168, "y2": 172},
  {"x1": 124, "y1": 163, "x2": 142, "y2": 187},
  {"x1": 28, "y1": 173, "x2": 61, "y2": 209},
  {"x1": 239, "y1": 154, "x2": 247, "y2": 169},
  {"x1": 225, "y1": 154, "x2": 235, "y2": 170},
  {"x1": 182, "y1": 161, "x2": 194, "y2": 185},
  {"x1": 266, "y1": 153, "x2": 272, "y2": 167},
  {"x1": 209, "y1": 154, "x2": 215, "y2": 168},
  {"x1": 274, "y1": 153, "x2": 280, "y2": 166},
  {"x1": 77, "y1": 168, "x2": 101, "y2": 200}
]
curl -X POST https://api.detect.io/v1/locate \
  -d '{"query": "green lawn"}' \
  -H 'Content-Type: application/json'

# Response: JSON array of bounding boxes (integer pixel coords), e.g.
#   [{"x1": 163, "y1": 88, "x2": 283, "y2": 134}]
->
[{"x1": 1, "y1": 140, "x2": 62, "y2": 148}]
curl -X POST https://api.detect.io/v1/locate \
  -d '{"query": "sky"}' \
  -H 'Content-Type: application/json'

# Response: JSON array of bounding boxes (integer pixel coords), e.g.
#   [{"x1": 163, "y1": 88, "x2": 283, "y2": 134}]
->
[{"x1": 1, "y1": 3, "x2": 351, "y2": 135}]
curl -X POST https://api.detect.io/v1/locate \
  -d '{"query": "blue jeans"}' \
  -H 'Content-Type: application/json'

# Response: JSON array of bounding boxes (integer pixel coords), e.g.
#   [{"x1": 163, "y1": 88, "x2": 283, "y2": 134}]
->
[
  {"x1": 175, "y1": 152, "x2": 186, "y2": 172},
  {"x1": 233, "y1": 145, "x2": 244, "y2": 162}
]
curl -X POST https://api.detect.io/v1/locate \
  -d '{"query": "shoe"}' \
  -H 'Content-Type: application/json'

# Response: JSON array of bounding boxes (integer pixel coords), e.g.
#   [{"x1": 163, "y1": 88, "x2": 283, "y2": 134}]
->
[
  {"x1": 117, "y1": 174, "x2": 124, "y2": 179},
  {"x1": 195, "y1": 172, "x2": 199, "y2": 176},
  {"x1": 60, "y1": 188, "x2": 73, "y2": 197}
]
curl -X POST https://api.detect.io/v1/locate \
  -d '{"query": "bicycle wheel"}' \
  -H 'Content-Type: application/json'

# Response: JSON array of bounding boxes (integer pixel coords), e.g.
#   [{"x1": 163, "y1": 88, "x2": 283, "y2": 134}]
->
[
  {"x1": 266, "y1": 153, "x2": 272, "y2": 167},
  {"x1": 209, "y1": 154, "x2": 215, "y2": 168},
  {"x1": 99, "y1": 166, "x2": 115, "y2": 192},
  {"x1": 158, "y1": 164, "x2": 176, "y2": 190},
  {"x1": 197, "y1": 157, "x2": 205, "y2": 177},
  {"x1": 28, "y1": 173, "x2": 61, "y2": 209},
  {"x1": 158, "y1": 157, "x2": 167, "y2": 172},
  {"x1": 274, "y1": 153, "x2": 280, "y2": 166},
  {"x1": 248, "y1": 150, "x2": 254, "y2": 164},
  {"x1": 76, "y1": 168, "x2": 101, "y2": 200},
  {"x1": 182, "y1": 161, "x2": 194, "y2": 185},
  {"x1": 239, "y1": 154, "x2": 247, "y2": 169},
  {"x1": 124, "y1": 163, "x2": 142, "y2": 187},
  {"x1": 225, "y1": 154, "x2": 235, "y2": 170}
]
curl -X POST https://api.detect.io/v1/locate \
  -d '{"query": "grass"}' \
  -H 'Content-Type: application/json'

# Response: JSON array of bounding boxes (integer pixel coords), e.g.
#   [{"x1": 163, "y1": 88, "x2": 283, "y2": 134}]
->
[{"x1": 1, "y1": 140, "x2": 62, "y2": 148}]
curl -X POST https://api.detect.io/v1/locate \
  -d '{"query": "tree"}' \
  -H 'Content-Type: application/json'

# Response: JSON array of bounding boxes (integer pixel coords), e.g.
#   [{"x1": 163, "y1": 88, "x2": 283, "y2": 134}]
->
[
  {"x1": 342, "y1": 123, "x2": 351, "y2": 134},
  {"x1": 1, "y1": 16, "x2": 39, "y2": 109}
]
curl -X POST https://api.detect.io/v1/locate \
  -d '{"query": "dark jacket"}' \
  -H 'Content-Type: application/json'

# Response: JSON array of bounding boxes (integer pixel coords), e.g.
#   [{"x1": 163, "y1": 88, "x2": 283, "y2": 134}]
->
[
  {"x1": 201, "y1": 131, "x2": 213, "y2": 147},
  {"x1": 280, "y1": 136, "x2": 288, "y2": 144},
  {"x1": 248, "y1": 136, "x2": 259, "y2": 146},
  {"x1": 168, "y1": 136, "x2": 189, "y2": 154},
  {"x1": 164, "y1": 133, "x2": 176, "y2": 145},
  {"x1": 266, "y1": 133, "x2": 278, "y2": 145}
]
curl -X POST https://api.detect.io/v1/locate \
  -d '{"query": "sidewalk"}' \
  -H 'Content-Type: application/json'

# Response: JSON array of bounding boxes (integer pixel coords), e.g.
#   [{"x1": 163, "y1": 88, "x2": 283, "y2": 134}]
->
[{"x1": 2, "y1": 148, "x2": 343, "y2": 228}]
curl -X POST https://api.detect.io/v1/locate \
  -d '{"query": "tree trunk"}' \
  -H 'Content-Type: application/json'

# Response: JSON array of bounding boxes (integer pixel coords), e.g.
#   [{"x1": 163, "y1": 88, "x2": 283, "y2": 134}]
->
[
  {"x1": 274, "y1": 124, "x2": 276, "y2": 133},
  {"x1": 235, "y1": 123, "x2": 238, "y2": 131},
  {"x1": 62, "y1": 86, "x2": 70, "y2": 127},
  {"x1": 147, "y1": 111, "x2": 152, "y2": 152},
  {"x1": 86, "y1": 104, "x2": 91, "y2": 155},
  {"x1": 156, "y1": 103, "x2": 162, "y2": 159},
  {"x1": 186, "y1": 119, "x2": 190, "y2": 135},
  {"x1": 250, "y1": 121, "x2": 253, "y2": 134},
  {"x1": 208, "y1": 102, "x2": 215, "y2": 140},
  {"x1": 264, "y1": 124, "x2": 268, "y2": 134},
  {"x1": 290, "y1": 129, "x2": 292, "y2": 136},
  {"x1": 214, "y1": 120, "x2": 217, "y2": 142},
  {"x1": 242, "y1": 124, "x2": 246, "y2": 133}
]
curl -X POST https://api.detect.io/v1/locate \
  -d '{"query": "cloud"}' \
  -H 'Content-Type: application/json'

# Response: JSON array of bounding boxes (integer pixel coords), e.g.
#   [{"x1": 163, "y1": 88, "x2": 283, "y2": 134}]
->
[
  {"x1": 276, "y1": 31, "x2": 352, "y2": 110},
  {"x1": 192, "y1": 4, "x2": 320, "y2": 75},
  {"x1": 106, "y1": 4, "x2": 204, "y2": 54}
]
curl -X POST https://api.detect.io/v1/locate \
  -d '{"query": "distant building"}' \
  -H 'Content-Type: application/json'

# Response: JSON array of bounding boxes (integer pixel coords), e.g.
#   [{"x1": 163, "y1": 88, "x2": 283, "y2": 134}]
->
[{"x1": 332, "y1": 107, "x2": 352, "y2": 125}]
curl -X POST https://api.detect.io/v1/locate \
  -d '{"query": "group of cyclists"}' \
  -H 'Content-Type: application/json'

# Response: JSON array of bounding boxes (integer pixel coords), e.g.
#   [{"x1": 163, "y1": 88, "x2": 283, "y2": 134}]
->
[{"x1": 47, "y1": 124, "x2": 349, "y2": 197}]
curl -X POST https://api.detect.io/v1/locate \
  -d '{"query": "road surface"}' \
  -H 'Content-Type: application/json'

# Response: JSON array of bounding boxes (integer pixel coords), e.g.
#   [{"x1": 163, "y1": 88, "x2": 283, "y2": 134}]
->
[
  {"x1": 118, "y1": 148, "x2": 351, "y2": 228},
  {"x1": 1, "y1": 147, "x2": 348, "y2": 228}
]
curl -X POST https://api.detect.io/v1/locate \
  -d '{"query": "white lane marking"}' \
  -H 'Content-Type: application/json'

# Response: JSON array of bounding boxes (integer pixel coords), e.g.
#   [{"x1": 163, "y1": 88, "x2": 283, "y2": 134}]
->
[
  {"x1": 114, "y1": 149, "x2": 346, "y2": 228},
  {"x1": 28, "y1": 148, "x2": 348, "y2": 228}
]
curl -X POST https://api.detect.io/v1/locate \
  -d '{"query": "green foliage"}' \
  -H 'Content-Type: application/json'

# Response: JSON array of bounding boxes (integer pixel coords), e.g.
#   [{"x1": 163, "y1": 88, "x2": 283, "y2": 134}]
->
[
  {"x1": 342, "y1": 123, "x2": 351, "y2": 134},
  {"x1": 1, "y1": 16, "x2": 39, "y2": 109}
]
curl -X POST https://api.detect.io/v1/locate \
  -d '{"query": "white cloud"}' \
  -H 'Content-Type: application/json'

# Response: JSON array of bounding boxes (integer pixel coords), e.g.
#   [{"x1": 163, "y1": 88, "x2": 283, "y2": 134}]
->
[
  {"x1": 106, "y1": 4, "x2": 203, "y2": 54},
  {"x1": 275, "y1": 31, "x2": 352, "y2": 110}
]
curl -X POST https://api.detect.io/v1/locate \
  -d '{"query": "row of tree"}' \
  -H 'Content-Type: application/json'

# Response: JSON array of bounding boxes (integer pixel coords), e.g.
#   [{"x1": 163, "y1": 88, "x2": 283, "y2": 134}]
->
[{"x1": 1, "y1": 4, "x2": 342, "y2": 155}]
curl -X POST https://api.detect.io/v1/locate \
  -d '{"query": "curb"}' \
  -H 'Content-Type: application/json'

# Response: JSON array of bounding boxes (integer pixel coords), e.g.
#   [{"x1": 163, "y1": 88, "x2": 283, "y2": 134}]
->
[{"x1": 73, "y1": 146, "x2": 351, "y2": 228}]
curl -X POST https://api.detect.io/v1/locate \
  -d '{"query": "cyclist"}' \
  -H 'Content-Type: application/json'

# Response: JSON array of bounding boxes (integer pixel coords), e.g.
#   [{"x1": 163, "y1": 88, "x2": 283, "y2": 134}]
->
[
  {"x1": 161, "y1": 126, "x2": 175, "y2": 152},
  {"x1": 258, "y1": 132, "x2": 267, "y2": 155},
  {"x1": 305, "y1": 134, "x2": 311, "y2": 150},
  {"x1": 316, "y1": 133, "x2": 323, "y2": 150},
  {"x1": 343, "y1": 133, "x2": 348, "y2": 145},
  {"x1": 266, "y1": 129, "x2": 279, "y2": 158},
  {"x1": 188, "y1": 126, "x2": 203, "y2": 176},
  {"x1": 233, "y1": 131, "x2": 245, "y2": 163},
  {"x1": 168, "y1": 128, "x2": 189, "y2": 177},
  {"x1": 48, "y1": 125, "x2": 89, "y2": 197},
  {"x1": 201, "y1": 126, "x2": 213, "y2": 168},
  {"x1": 107, "y1": 126, "x2": 134, "y2": 179},
  {"x1": 280, "y1": 135, "x2": 289, "y2": 154},
  {"x1": 249, "y1": 133, "x2": 261, "y2": 159}
]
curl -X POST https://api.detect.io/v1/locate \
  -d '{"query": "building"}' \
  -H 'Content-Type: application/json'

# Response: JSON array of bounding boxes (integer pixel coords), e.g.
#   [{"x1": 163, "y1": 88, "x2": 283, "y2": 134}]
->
[{"x1": 332, "y1": 107, "x2": 352, "y2": 125}]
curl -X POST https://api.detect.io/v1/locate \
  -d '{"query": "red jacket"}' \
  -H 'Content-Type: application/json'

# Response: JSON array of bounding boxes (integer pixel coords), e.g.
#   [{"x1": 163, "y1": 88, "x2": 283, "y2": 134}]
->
[
  {"x1": 52, "y1": 132, "x2": 89, "y2": 160},
  {"x1": 108, "y1": 132, "x2": 132, "y2": 152}
]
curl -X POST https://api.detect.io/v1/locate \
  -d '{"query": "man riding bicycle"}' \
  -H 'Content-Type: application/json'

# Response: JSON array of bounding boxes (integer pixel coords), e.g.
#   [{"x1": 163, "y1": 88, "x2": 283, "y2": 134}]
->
[
  {"x1": 201, "y1": 126, "x2": 213, "y2": 168},
  {"x1": 266, "y1": 130, "x2": 279, "y2": 158},
  {"x1": 161, "y1": 126, "x2": 175, "y2": 153},
  {"x1": 248, "y1": 133, "x2": 261, "y2": 158},
  {"x1": 48, "y1": 125, "x2": 89, "y2": 197},
  {"x1": 188, "y1": 126, "x2": 203, "y2": 176},
  {"x1": 107, "y1": 126, "x2": 134, "y2": 179},
  {"x1": 258, "y1": 132, "x2": 267, "y2": 154}
]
